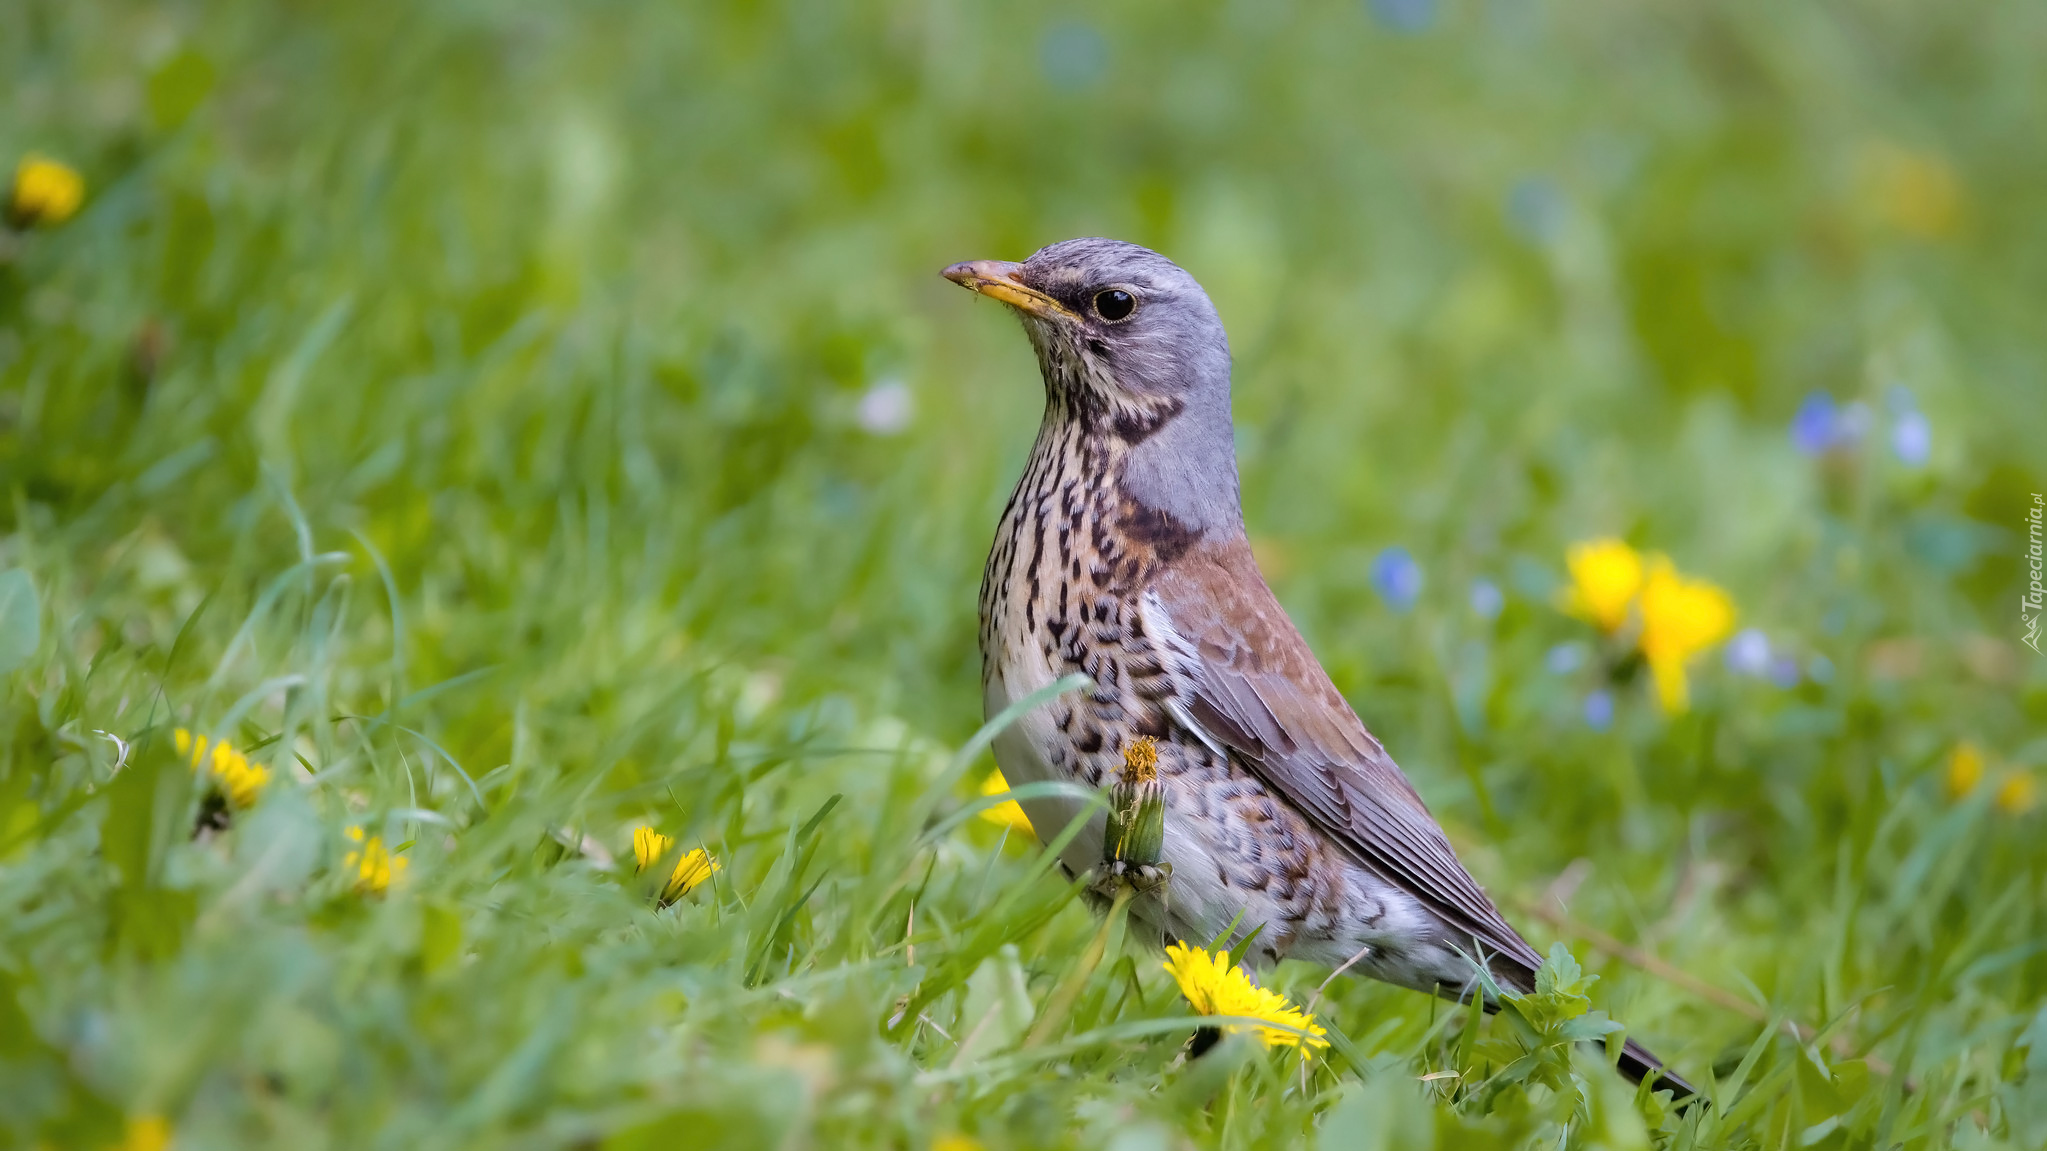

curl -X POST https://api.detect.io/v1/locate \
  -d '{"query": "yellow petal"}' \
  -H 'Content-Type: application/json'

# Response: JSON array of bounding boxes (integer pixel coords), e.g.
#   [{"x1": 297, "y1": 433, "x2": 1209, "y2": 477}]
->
[
  {"x1": 1162, "y1": 941, "x2": 1221, "y2": 1015},
  {"x1": 1945, "y1": 742, "x2": 1985, "y2": 800},
  {"x1": 10, "y1": 155, "x2": 84, "y2": 228},
  {"x1": 222, "y1": 758, "x2": 271, "y2": 809},
  {"x1": 1649, "y1": 654, "x2": 1690, "y2": 714},
  {"x1": 1639, "y1": 557, "x2": 1736, "y2": 663},
  {"x1": 121, "y1": 1115, "x2": 172, "y2": 1151},
  {"x1": 1564, "y1": 539, "x2": 1644, "y2": 633},
  {"x1": 662, "y1": 848, "x2": 721, "y2": 903},
  {"x1": 976, "y1": 770, "x2": 1033, "y2": 832},
  {"x1": 348, "y1": 834, "x2": 403, "y2": 894},
  {"x1": 1161, "y1": 943, "x2": 1326, "y2": 1051},
  {"x1": 632, "y1": 825, "x2": 673, "y2": 873},
  {"x1": 1637, "y1": 557, "x2": 1735, "y2": 713},
  {"x1": 1996, "y1": 773, "x2": 2037, "y2": 816}
]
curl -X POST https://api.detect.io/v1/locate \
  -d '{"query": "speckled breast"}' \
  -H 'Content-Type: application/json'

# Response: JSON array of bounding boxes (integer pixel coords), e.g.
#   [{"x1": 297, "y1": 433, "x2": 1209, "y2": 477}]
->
[{"x1": 976, "y1": 427, "x2": 1360, "y2": 957}]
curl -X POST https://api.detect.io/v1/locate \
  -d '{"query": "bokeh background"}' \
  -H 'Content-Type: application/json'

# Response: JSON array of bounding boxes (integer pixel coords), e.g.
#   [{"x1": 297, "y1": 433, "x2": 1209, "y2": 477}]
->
[{"x1": 3, "y1": 0, "x2": 2045, "y2": 1147}]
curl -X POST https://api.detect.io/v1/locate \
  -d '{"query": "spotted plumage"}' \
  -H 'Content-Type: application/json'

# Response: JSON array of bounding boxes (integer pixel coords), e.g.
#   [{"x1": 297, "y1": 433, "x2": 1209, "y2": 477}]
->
[{"x1": 946, "y1": 237, "x2": 1692, "y2": 1097}]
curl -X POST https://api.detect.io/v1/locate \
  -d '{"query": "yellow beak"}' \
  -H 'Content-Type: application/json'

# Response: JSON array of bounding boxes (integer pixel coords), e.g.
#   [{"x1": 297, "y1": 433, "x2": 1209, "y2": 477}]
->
[{"x1": 941, "y1": 260, "x2": 1078, "y2": 322}]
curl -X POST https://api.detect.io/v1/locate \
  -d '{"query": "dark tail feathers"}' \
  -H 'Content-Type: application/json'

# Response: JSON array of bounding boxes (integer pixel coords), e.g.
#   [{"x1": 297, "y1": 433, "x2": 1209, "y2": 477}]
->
[{"x1": 1618, "y1": 1036, "x2": 1697, "y2": 1102}]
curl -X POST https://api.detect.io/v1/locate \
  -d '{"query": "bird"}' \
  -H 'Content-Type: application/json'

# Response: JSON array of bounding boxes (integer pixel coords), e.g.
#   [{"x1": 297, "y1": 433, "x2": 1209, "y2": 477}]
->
[{"x1": 944, "y1": 236, "x2": 1693, "y2": 1098}]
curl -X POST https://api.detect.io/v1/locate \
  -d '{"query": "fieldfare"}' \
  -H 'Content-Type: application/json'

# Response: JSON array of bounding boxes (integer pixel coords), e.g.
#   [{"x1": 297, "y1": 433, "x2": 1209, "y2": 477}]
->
[{"x1": 945, "y1": 237, "x2": 1691, "y2": 1096}]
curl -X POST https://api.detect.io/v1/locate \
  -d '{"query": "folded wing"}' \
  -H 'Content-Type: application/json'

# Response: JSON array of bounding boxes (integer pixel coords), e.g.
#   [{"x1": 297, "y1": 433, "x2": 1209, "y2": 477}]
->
[{"x1": 1148, "y1": 538, "x2": 1545, "y2": 982}]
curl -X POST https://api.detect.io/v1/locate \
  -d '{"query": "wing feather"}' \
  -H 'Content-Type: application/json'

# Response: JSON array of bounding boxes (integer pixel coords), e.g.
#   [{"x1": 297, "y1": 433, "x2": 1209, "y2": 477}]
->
[{"x1": 1149, "y1": 539, "x2": 1544, "y2": 978}]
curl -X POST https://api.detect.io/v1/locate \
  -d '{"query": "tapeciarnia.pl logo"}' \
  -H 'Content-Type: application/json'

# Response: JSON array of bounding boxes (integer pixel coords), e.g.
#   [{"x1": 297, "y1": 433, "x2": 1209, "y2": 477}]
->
[{"x1": 2025, "y1": 493, "x2": 2044, "y2": 654}]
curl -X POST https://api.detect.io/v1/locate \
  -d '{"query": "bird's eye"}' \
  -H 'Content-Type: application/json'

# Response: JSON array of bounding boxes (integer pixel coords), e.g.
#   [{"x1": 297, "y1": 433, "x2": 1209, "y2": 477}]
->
[{"x1": 1092, "y1": 289, "x2": 1137, "y2": 322}]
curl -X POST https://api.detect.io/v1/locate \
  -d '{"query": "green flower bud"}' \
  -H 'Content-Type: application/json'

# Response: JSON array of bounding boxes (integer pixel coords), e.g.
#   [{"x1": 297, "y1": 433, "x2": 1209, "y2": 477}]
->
[{"x1": 1104, "y1": 737, "x2": 1165, "y2": 869}]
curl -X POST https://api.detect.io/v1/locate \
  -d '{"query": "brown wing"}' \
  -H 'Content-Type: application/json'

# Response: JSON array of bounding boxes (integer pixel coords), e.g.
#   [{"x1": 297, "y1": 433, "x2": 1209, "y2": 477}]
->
[{"x1": 1150, "y1": 536, "x2": 1544, "y2": 980}]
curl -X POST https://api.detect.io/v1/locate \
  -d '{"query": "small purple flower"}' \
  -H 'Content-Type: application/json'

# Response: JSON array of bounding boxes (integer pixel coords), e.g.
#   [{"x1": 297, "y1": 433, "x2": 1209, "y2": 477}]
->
[
  {"x1": 1892, "y1": 410, "x2": 1931, "y2": 467},
  {"x1": 1545, "y1": 642, "x2": 1586, "y2": 675},
  {"x1": 1791, "y1": 392, "x2": 1838, "y2": 456},
  {"x1": 1767, "y1": 654, "x2": 1802, "y2": 689},
  {"x1": 1791, "y1": 393, "x2": 1873, "y2": 456},
  {"x1": 1370, "y1": 546, "x2": 1422, "y2": 613},
  {"x1": 1469, "y1": 578, "x2": 1504, "y2": 620},
  {"x1": 1583, "y1": 690, "x2": 1614, "y2": 732},
  {"x1": 1724, "y1": 628, "x2": 1771, "y2": 676}
]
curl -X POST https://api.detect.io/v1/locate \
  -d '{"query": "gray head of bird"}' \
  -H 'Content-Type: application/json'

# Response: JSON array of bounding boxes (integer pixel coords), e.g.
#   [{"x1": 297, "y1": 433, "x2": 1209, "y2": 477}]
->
[{"x1": 943, "y1": 237, "x2": 1244, "y2": 537}]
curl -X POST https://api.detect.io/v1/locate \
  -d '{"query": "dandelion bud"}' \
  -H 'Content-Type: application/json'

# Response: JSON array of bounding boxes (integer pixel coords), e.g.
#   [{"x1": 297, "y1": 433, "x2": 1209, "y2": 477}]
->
[{"x1": 1104, "y1": 736, "x2": 1165, "y2": 870}]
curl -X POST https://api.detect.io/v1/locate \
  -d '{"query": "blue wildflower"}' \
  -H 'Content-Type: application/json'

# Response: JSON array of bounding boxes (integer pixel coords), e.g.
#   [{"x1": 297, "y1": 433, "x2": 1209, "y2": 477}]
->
[
  {"x1": 1040, "y1": 22, "x2": 1109, "y2": 88},
  {"x1": 1724, "y1": 627, "x2": 1771, "y2": 676},
  {"x1": 1583, "y1": 690, "x2": 1614, "y2": 732},
  {"x1": 1767, "y1": 655, "x2": 1802, "y2": 688},
  {"x1": 1892, "y1": 410, "x2": 1931, "y2": 467},
  {"x1": 1368, "y1": 0, "x2": 1434, "y2": 32},
  {"x1": 1545, "y1": 642, "x2": 1586, "y2": 674},
  {"x1": 1792, "y1": 393, "x2": 1872, "y2": 456},
  {"x1": 1469, "y1": 578, "x2": 1504, "y2": 620},
  {"x1": 1370, "y1": 546, "x2": 1422, "y2": 613},
  {"x1": 1790, "y1": 392, "x2": 1838, "y2": 455}
]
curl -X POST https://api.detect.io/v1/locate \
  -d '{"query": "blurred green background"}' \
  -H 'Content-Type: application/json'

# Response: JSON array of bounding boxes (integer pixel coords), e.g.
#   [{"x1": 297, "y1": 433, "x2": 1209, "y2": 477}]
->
[{"x1": 3, "y1": 0, "x2": 2045, "y2": 1146}]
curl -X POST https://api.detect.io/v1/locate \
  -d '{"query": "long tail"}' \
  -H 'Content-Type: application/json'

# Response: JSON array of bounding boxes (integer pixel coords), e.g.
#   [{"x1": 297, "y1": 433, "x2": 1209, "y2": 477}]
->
[
  {"x1": 1464, "y1": 947, "x2": 1700, "y2": 1103},
  {"x1": 1449, "y1": 976, "x2": 1699, "y2": 1102},
  {"x1": 1617, "y1": 1035, "x2": 1697, "y2": 1101}
]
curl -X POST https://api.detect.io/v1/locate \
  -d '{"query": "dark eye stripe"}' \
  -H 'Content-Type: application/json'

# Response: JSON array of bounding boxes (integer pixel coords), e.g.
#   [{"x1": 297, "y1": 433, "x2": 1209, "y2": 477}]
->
[{"x1": 1093, "y1": 289, "x2": 1136, "y2": 322}]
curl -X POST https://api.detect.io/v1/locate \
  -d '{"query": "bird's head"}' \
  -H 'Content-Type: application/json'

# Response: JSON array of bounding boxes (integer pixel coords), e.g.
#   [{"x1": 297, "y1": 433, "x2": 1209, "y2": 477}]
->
[{"x1": 943, "y1": 237, "x2": 1243, "y2": 535}]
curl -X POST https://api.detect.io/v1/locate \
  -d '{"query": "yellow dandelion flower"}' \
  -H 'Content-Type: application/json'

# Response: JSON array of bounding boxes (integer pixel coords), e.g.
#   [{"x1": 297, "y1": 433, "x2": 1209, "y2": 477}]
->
[
  {"x1": 8, "y1": 154, "x2": 84, "y2": 228},
  {"x1": 633, "y1": 825, "x2": 675, "y2": 871},
  {"x1": 174, "y1": 728, "x2": 270, "y2": 810},
  {"x1": 1563, "y1": 538, "x2": 1644, "y2": 634},
  {"x1": 1637, "y1": 557, "x2": 1736, "y2": 714},
  {"x1": 977, "y1": 770, "x2": 1034, "y2": 833},
  {"x1": 120, "y1": 1115, "x2": 172, "y2": 1151},
  {"x1": 931, "y1": 1136, "x2": 983, "y2": 1151},
  {"x1": 664, "y1": 849, "x2": 719, "y2": 902},
  {"x1": 632, "y1": 825, "x2": 721, "y2": 904},
  {"x1": 343, "y1": 826, "x2": 407, "y2": 895},
  {"x1": 1945, "y1": 742, "x2": 1985, "y2": 800},
  {"x1": 1122, "y1": 736, "x2": 1159, "y2": 783},
  {"x1": 1996, "y1": 772, "x2": 2037, "y2": 816},
  {"x1": 1161, "y1": 942, "x2": 1328, "y2": 1051}
]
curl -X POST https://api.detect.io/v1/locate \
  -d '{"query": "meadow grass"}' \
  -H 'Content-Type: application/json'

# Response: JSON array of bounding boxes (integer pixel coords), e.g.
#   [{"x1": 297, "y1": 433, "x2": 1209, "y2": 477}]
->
[{"x1": 2, "y1": 0, "x2": 2045, "y2": 1147}]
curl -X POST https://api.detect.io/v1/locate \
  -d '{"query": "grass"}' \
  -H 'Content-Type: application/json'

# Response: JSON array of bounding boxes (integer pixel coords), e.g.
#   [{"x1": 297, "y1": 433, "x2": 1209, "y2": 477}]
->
[{"x1": 2, "y1": 0, "x2": 2045, "y2": 1146}]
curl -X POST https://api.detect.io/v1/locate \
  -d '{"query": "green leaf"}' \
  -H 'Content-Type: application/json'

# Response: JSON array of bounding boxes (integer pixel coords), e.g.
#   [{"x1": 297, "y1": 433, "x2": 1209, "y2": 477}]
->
[
  {"x1": 0, "y1": 570, "x2": 39, "y2": 675},
  {"x1": 147, "y1": 49, "x2": 217, "y2": 130},
  {"x1": 952, "y1": 944, "x2": 1034, "y2": 1066},
  {"x1": 1559, "y1": 1011, "x2": 1626, "y2": 1042},
  {"x1": 420, "y1": 902, "x2": 463, "y2": 975},
  {"x1": 1534, "y1": 941, "x2": 1583, "y2": 997}
]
